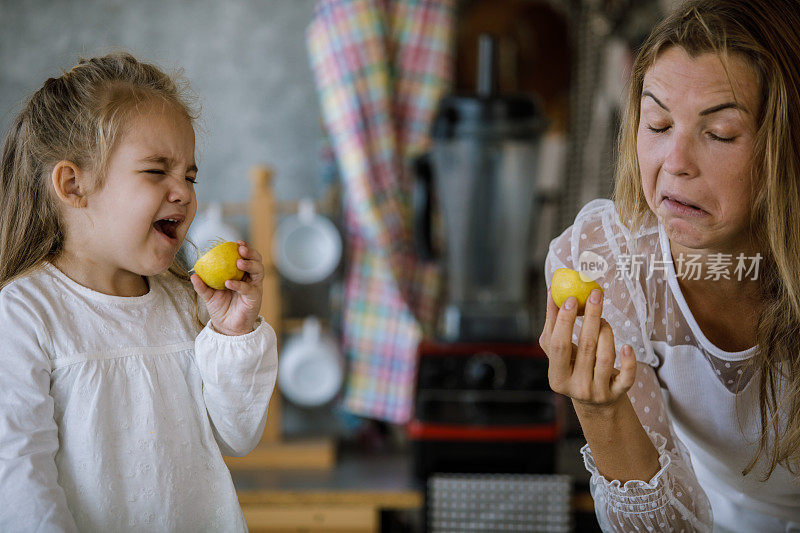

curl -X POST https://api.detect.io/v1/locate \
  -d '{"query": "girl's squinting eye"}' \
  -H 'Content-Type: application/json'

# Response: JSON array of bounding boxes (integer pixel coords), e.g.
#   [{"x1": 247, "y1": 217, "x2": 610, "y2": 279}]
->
[
  {"x1": 186, "y1": 176, "x2": 198, "y2": 184},
  {"x1": 144, "y1": 169, "x2": 166, "y2": 175}
]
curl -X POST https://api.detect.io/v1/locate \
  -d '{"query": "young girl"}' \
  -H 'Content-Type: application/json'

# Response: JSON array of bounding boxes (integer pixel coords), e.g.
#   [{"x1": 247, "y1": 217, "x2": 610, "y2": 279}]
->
[
  {"x1": 539, "y1": 0, "x2": 800, "y2": 531},
  {"x1": 0, "y1": 53, "x2": 277, "y2": 531}
]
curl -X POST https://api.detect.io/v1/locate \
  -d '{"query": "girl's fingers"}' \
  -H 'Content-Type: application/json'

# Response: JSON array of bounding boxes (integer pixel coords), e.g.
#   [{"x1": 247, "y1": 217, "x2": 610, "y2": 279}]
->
[
  {"x1": 548, "y1": 295, "x2": 578, "y2": 381},
  {"x1": 574, "y1": 289, "x2": 603, "y2": 383},
  {"x1": 236, "y1": 243, "x2": 265, "y2": 284},
  {"x1": 238, "y1": 242, "x2": 263, "y2": 264},
  {"x1": 190, "y1": 274, "x2": 213, "y2": 300},
  {"x1": 224, "y1": 278, "x2": 248, "y2": 293},
  {"x1": 237, "y1": 258, "x2": 265, "y2": 283},
  {"x1": 593, "y1": 319, "x2": 617, "y2": 398},
  {"x1": 224, "y1": 278, "x2": 259, "y2": 301},
  {"x1": 610, "y1": 344, "x2": 638, "y2": 397}
]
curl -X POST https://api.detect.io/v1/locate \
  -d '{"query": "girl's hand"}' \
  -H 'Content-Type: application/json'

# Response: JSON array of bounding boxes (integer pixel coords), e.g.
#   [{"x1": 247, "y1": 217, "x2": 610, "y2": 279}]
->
[
  {"x1": 538, "y1": 288, "x2": 637, "y2": 411},
  {"x1": 191, "y1": 241, "x2": 264, "y2": 336}
]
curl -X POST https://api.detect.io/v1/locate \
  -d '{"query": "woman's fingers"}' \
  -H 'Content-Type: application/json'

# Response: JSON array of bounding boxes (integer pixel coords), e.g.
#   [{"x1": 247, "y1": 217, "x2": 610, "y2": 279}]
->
[
  {"x1": 574, "y1": 289, "x2": 603, "y2": 385},
  {"x1": 610, "y1": 344, "x2": 638, "y2": 397},
  {"x1": 548, "y1": 295, "x2": 578, "y2": 383},
  {"x1": 539, "y1": 289, "x2": 558, "y2": 350},
  {"x1": 593, "y1": 319, "x2": 617, "y2": 400},
  {"x1": 540, "y1": 280, "x2": 639, "y2": 405}
]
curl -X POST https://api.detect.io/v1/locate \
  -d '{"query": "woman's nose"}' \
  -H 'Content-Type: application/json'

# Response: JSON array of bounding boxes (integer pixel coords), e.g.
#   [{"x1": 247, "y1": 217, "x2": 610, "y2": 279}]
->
[{"x1": 662, "y1": 130, "x2": 698, "y2": 177}]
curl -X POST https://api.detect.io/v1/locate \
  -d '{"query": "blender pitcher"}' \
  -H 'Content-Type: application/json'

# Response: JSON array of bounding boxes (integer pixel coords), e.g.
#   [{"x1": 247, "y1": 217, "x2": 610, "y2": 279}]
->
[{"x1": 415, "y1": 35, "x2": 547, "y2": 342}]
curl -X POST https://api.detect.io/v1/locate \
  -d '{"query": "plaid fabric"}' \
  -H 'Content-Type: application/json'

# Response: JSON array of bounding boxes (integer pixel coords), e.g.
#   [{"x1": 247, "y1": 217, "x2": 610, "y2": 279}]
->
[{"x1": 307, "y1": 0, "x2": 453, "y2": 423}]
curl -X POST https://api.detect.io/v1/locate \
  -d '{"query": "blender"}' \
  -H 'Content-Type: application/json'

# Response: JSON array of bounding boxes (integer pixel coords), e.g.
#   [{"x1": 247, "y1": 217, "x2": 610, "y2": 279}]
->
[
  {"x1": 409, "y1": 35, "x2": 563, "y2": 481},
  {"x1": 414, "y1": 34, "x2": 546, "y2": 343}
]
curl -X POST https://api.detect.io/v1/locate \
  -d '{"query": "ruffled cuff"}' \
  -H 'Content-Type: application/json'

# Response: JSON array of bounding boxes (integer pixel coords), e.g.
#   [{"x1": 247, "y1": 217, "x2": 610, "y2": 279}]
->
[
  {"x1": 581, "y1": 426, "x2": 672, "y2": 513},
  {"x1": 201, "y1": 316, "x2": 266, "y2": 341},
  {"x1": 194, "y1": 315, "x2": 278, "y2": 392}
]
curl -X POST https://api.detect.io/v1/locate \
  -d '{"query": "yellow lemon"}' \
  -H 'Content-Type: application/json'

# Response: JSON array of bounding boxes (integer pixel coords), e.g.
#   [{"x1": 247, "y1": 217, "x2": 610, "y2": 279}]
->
[
  {"x1": 550, "y1": 267, "x2": 603, "y2": 316},
  {"x1": 193, "y1": 241, "x2": 245, "y2": 290}
]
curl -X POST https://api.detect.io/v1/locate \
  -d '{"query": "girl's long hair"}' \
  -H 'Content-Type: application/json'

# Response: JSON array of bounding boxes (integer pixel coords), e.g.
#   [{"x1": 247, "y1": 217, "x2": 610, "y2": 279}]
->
[
  {"x1": 0, "y1": 52, "x2": 200, "y2": 321},
  {"x1": 613, "y1": 0, "x2": 800, "y2": 480}
]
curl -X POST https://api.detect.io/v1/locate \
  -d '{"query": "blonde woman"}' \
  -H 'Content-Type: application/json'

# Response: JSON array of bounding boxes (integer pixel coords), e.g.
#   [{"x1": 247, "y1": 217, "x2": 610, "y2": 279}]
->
[{"x1": 539, "y1": 0, "x2": 800, "y2": 530}]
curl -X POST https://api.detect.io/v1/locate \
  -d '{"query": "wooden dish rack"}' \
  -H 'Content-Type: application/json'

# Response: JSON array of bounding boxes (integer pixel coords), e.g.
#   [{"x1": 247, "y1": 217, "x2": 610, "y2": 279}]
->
[{"x1": 217, "y1": 165, "x2": 340, "y2": 470}]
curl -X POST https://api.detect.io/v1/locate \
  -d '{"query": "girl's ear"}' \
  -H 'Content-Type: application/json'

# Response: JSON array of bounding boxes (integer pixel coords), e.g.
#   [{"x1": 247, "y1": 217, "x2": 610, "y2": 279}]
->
[{"x1": 51, "y1": 161, "x2": 88, "y2": 208}]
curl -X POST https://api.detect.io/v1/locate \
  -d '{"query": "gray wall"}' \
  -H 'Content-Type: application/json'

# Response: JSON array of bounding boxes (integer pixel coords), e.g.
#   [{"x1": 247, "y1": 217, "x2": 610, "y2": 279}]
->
[{"x1": 0, "y1": 0, "x2": 323, "y2": 206}]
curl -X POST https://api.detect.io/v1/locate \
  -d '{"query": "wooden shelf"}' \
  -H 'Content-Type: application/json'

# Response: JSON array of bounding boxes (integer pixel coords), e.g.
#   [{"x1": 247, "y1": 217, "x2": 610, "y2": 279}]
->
[
  {"x1": 219, "y1": 164, "x2": 336, "y2": 471},
  {"x1": 241, "y1": 504, "x2": 378, "y2": 533},
  {"x1": 226, "y1": 438, "x2": 336, "y2": 471},
  {"x1": 238, "y1": 490, "x2": 423, "y2": 508},
  {"x1": 232, "y1": 448, "x2": 422, "y2": 532}
]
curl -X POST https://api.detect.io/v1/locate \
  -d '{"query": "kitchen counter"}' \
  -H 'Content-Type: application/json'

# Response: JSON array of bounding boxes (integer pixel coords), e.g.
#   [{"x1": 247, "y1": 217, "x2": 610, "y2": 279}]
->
[
  {"x1": 232, "y1": 447, "x2": 421, "y2": 532},
  {"x1": 231, "y1": 437, "x2": 599, "y2": 532},
  {"x1": 232, "y1": 447, "x2": 423, "y2": 506}
]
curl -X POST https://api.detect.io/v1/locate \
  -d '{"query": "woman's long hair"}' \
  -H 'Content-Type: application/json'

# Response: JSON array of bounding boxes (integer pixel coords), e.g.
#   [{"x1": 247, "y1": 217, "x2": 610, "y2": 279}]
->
[{"x1": 613, "y1": 0, "x2": 800, "y2": 480}]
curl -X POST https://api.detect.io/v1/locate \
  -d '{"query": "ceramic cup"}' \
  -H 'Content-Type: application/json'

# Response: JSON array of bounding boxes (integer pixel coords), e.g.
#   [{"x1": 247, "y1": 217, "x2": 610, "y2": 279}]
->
[
  {"x1": 273, "y1": 199, "x2": 341, "y2": 284},
  {"x1": 278, "y1": 316, "x2": 344, "y2": 407}
]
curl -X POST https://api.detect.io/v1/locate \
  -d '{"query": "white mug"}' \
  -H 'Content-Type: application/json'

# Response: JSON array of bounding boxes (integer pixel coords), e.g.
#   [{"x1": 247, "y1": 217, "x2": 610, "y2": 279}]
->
[
  {"x1": 273, "y1": 199, "x2": 341, "y2": 284},
  {"x1": 278, "y1": 316, "x2": 344, "y2": 407}
]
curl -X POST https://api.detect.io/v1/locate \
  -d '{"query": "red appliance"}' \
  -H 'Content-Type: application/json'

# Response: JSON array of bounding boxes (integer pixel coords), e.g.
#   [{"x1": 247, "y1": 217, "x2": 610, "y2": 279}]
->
[{"x1": 408, "y1": 340, "x2": 565, "y2": 480}]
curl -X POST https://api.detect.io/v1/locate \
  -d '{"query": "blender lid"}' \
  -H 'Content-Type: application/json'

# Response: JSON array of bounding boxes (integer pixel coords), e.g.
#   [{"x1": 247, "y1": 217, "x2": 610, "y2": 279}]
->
[{"x1": 433, "y1": 34, "x2": 547, "y2": 140}]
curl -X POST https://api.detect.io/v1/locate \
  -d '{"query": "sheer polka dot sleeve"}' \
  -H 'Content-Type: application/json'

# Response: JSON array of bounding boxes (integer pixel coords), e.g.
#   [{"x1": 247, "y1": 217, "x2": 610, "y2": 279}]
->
[
  {"x1": 544, "y1": 199, "x2": 658, "y2": 368},
  {"x1": 582, "y1": 363, "x2": 713, "y2": 532},
  {"x1": 544, "y1": 199, "x2": 713, "y2": 531}
]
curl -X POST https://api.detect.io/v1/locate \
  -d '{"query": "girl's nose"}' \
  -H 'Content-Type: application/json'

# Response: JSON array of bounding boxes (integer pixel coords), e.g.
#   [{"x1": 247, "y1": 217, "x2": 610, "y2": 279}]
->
[
  {"x1": 168, "y1": 178, "x2": 193, "y2": 205},
  {"x1": 662, "y1": 130, "x2": 698, "y2": 177}
]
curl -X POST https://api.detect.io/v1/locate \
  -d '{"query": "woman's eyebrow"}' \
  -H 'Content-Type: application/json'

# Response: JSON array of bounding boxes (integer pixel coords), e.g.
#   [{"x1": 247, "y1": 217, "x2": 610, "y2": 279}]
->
[
  {"x1": 697, "y1": 101, "x2": 749, "y2": 116},
  {"x1": 140, "y1": 155, "x2": 198, "y2": 173},
  {"x1": 642, "y1": 90, "x2": 748, "y2": 116}
]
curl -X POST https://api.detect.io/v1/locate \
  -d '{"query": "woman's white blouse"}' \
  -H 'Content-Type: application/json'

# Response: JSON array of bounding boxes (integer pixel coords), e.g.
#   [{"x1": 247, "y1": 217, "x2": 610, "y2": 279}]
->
[
  {"x1": 0, "y1": 263, "x2": 278, "y2": 532},
  {"x1": 545, "y1": 199, "x2": 800, "y2": 533}
]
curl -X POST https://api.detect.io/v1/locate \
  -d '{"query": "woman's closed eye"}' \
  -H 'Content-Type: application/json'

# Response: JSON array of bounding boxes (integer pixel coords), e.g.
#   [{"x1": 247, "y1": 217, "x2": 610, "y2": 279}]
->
[
  {"x1": 646, "y1": 124, "x2": 670, "y2": 134},
  {"x1": 645, "y1": 124, "x2": 737, "y2": 143},
  {"x1": 706, "y1": 131, "x2": 736, "y2": 143}
]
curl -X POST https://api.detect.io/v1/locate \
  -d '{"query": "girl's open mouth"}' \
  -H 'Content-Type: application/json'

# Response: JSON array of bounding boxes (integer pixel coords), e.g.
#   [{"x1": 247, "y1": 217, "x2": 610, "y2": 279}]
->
[{"x1": 153, "y1": 217, "x2": 182, "y2": 241}]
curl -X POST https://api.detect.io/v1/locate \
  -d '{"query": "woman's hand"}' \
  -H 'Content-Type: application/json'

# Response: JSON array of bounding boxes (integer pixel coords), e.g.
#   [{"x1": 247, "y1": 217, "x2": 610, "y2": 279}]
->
[
  {"x1": 191, "y1": 241, "x2": 264, "y2": 336},
  {"x1": 538, "y1": 288, "x2": 637, "y2": 411}
]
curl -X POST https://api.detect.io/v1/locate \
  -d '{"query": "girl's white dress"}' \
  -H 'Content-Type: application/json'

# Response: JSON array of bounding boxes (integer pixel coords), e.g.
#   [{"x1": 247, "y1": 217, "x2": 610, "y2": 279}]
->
[
  {"x1": 0, "y1": 263, "x2": 278, "y2": 532},
  {"x1": 545, "y1": 199, "x2": 800, "y2": 533}
]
